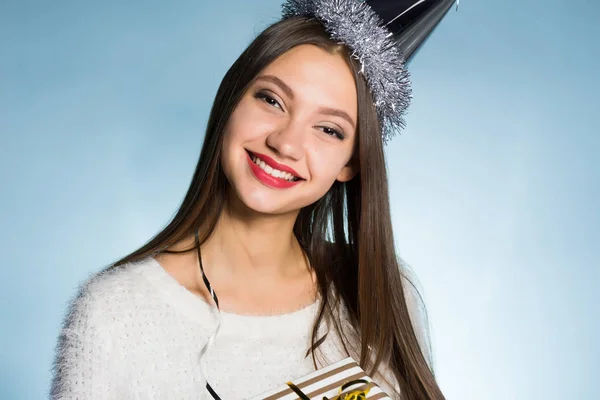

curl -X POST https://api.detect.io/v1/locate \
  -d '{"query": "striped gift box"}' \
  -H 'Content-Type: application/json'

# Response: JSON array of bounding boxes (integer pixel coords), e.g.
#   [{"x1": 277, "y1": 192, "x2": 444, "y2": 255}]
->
[{"x1": 249, "y1": 357, "x2": 391, "y2": 400}]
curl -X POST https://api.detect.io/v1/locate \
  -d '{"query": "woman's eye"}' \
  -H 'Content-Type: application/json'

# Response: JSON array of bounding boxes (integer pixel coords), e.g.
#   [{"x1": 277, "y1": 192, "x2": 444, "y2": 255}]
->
[
  {"x1": 256, "y1": 92, "x2": 282, "y2": 110},
  {"x1": 319, "y1": 126, "x2": 345, "y2": 140}
]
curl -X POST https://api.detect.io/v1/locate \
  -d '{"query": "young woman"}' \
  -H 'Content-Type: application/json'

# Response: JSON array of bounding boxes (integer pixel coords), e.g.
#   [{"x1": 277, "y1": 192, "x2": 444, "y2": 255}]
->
[{"x1": 51, "y1": 1, "x2": 452, "y2": 399}]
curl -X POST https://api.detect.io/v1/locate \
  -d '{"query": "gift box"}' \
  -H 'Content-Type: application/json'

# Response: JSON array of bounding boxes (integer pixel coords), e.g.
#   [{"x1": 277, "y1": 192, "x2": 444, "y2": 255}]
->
[{"x1": 249, "y1": 357, "x2": 392, "y2": 400}]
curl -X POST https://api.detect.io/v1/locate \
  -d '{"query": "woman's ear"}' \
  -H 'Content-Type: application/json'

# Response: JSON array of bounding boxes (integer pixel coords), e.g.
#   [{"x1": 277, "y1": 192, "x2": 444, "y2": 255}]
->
[{"x1": 336, "y1": 157, "x2": 359, "y2": 182}]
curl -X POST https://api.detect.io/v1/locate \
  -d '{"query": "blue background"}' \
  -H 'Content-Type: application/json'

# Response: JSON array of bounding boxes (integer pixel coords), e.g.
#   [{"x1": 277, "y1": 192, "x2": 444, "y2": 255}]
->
[{"x1": 1, "y1": 1, "x2": 598, "y2": 398}]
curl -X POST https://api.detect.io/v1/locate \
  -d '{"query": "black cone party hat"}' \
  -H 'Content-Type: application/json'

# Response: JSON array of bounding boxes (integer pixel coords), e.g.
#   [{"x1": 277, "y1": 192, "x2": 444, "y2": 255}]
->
[{"x1": 366, "y1": 0, "x2": 458, "y2": 63}]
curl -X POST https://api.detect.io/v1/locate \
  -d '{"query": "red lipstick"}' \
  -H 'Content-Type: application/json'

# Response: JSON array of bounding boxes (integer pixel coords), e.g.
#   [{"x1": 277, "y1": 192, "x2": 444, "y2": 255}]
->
[
  {"x1": 246, "y1": 150, "x2": 303, "y2": 189},
  {"x1": 251, "y1": 151, "x2": 303, "y2": 178}
]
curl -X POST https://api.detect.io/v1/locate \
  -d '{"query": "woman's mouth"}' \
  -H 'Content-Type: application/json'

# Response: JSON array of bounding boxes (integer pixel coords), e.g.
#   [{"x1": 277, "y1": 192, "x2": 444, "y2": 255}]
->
[{"x1": 246, "y1": 150, "x2": 303, "y2": 182}]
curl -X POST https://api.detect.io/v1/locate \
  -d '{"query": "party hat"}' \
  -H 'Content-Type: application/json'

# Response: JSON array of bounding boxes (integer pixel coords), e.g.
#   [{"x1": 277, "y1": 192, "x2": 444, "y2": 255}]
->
[{"x1": 366, "y1": 0, "x2": 458, "y2": 63}]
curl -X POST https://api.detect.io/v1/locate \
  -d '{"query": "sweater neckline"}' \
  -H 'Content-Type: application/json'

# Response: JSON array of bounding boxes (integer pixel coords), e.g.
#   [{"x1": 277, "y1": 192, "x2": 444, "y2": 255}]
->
[{"x1": 138, "y1": 256, "x2": 320, "y2": 325}]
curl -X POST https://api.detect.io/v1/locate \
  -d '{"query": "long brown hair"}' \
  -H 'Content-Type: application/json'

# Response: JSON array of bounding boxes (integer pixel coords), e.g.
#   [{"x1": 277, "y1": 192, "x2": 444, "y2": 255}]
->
[{"x1": 110, "y1": 17, "x2": 444, "y2": 400}]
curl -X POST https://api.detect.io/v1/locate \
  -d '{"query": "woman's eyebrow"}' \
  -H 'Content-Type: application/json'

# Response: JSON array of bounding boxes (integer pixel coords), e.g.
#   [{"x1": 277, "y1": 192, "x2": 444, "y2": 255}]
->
[
  {"x1": 255, "y1": 75, "x2": 294, "y2": 99},
  {"x1": 255, "y1": 74, "x2": 355, "y2": 129},
  {"x1": 317, "y1": 106, "x2": 355, "y2": 129}
]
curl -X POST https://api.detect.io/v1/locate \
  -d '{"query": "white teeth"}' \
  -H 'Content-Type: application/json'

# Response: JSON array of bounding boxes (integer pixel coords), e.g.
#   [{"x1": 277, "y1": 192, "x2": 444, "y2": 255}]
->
[{"x1": 250, "y1": 153, "x2": 299, "y2": 182}]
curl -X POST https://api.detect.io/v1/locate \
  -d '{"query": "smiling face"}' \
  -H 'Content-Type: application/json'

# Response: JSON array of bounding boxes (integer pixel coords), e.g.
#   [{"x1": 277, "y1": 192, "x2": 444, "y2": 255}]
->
[{"x1": 220, "y1": 44, "x2": 359, "y2": 215}]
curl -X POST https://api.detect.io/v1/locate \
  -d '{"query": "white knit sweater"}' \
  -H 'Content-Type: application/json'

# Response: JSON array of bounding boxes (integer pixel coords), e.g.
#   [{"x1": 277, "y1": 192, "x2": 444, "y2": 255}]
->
[{"x1": 49, "y1": 256, "x2": 431, "y2": 399}]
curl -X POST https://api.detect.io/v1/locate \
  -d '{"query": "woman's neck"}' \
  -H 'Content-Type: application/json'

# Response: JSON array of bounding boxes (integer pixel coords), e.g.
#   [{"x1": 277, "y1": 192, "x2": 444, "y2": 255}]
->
[
  {"x1": 201, "y1": 197, "x2": 308, "y2": 280},
  {"x1": 155, "y1": 196, "x2": 316, "y2": 315},
  {"x1": 193, "y1": 201, "x2": 316, "y2": 314}
]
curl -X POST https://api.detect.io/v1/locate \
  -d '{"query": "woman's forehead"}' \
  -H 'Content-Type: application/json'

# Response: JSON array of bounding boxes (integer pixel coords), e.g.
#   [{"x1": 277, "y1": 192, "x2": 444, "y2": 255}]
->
[{"x1": 257, "y1": 44, "x2": 358, "y2": 121}]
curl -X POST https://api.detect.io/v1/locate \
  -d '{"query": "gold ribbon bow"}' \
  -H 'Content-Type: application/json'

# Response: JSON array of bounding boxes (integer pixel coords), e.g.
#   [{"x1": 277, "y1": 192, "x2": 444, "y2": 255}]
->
[{"x1": 286, "y1": 379, "x2": 372, "y2": 400}]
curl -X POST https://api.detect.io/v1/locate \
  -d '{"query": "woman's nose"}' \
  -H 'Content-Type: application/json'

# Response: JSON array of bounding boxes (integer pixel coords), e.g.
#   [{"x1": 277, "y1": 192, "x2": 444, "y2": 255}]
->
[{"x1": 265, "y1": 121, "x2": 306, "y2": 161}]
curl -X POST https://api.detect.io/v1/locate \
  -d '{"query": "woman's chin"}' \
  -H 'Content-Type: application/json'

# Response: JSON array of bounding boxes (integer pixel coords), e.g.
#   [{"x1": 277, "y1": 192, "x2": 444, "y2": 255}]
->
[
  {"x1": 232, "y1": 188, "x2": 307, "y2": 216},
  {"x1": 241, "y1": 194, "x2": 295, "y2": 215}
]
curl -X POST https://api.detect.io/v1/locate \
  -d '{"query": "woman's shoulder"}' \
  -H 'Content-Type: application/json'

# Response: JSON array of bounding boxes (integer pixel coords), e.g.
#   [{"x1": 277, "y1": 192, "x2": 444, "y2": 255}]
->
[
  {"x1": 60, "y1": 255, "x2": 214, "y2": 333},
  {"x1": 61, "y1": 257, "x2": 158, "y2": 326},
  {"x1": 78, "y1": 257, "x2": 154, "y2": 297},
  {"x1": 50, "y1": 257, "x2": 169, "y2": 398}
]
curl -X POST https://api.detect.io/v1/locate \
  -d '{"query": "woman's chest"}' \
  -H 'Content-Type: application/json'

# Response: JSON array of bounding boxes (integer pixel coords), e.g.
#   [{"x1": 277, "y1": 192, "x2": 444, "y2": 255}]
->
[
  {"x1": 112, "y1": 303, "x2": 345, "y2": 399},
  {"x1": 203, "y1": 317, "x2": 319, "y2": 399}
]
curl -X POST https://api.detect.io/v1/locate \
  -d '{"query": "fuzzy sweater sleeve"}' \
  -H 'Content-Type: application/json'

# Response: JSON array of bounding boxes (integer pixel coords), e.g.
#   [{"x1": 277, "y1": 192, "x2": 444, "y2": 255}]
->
[
  {"x1": 402, "y1": 272, "x2": 434, "y2": 371},
  {"x1": 49, "y1": 278, "x2": 121, "y2": 399}
]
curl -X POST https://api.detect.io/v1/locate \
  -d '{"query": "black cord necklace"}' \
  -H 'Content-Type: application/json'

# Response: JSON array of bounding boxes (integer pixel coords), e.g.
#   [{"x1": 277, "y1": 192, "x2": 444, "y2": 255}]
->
[{"x1": 194, "y1": 229, "x2": 222, "y2": 400}]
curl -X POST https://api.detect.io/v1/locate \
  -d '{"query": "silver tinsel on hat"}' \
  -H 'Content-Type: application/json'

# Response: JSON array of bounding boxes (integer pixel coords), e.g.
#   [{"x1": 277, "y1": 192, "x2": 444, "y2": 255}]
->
[{"x1": 282, "y1": 0, "x2": 412, "y2": 144}]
